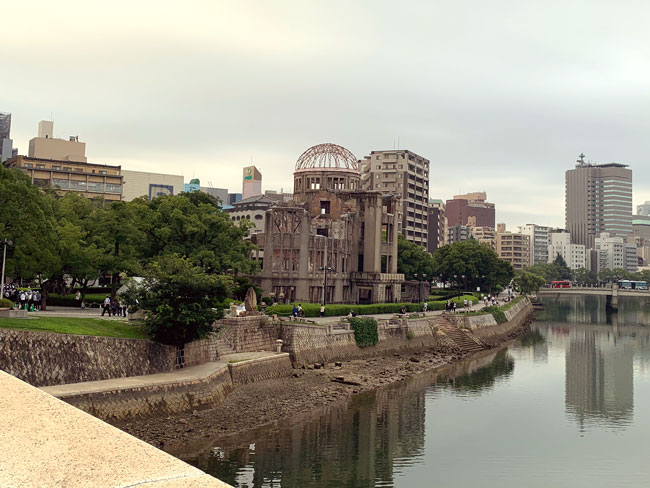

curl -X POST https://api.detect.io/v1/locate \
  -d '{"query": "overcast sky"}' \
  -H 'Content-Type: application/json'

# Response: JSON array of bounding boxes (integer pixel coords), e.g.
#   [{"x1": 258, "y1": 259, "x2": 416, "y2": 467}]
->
[{"x1": 4, "y1": 0, "x2": 650, "y2": 228}]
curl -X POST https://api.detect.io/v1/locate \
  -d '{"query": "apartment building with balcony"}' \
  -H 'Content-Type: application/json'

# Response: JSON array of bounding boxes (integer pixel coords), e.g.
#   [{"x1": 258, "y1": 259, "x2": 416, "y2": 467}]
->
[
  {"x1": 496, "y1": 226, "x2": 531, "y2": 270},
  {"x1": 361, "y1": 149, "x2": 429, "y2": 248}
]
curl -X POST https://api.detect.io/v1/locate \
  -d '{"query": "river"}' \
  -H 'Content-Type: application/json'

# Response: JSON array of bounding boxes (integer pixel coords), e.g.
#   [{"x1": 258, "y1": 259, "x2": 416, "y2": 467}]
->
[{"x1": 178, "y1": 296, "x2": 650, "y2": 487}]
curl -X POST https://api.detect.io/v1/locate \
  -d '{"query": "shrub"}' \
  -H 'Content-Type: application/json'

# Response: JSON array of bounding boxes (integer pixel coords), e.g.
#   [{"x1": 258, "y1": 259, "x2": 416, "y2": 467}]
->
[
  {"x1": 349, "y1": 317, "x2": 379, "y2": 347},
  {"x1": 47, "y1": 293, "x2": 105, "y2": 307},
  {"x1": 482, "y1": 305, "x2": 507, "y2": 323},
  {"x1": 0, "y1": 298, "x2": 13, "y2": 308}
]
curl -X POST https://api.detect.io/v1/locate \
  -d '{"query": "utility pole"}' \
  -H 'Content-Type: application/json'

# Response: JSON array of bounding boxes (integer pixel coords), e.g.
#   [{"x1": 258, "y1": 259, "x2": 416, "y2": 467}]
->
[{"x1": 0, "y1": 239, "x2": 11, "y2": 299}]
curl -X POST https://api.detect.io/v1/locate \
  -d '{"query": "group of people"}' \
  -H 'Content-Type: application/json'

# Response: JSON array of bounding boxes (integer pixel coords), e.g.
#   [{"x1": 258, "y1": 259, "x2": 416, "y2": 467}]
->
[
  {"x1": 2, "y1": 284, "x2": 41, "y2": 311},
  {"x1": 445, "y1": 298, "x2": 474, "y2": 313},
  {"x1": 101, "y1": 295, "x2": 127, "y2": 317},
  {"x1": 291, "y1": 303, "x2": 305, "y2": 319}
]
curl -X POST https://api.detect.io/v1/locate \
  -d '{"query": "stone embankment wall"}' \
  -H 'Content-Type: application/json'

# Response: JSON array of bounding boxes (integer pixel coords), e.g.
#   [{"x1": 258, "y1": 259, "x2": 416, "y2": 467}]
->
[
  {"x1": 64, "y1": 367, "x2": 235, "y2": 421},
  {"x1": 0, "y1": 329, "x2": 176, "y2": 387},
  {"x1": 461, "y1": 297, "x2": 533, "y2": 345},
  {"x1": 228, "y1": 354, "x2": 293, "y2": 387},
  {"x1": 216, "y1": 315, "x2": 281, "y2": 353},
  {"x1": 281, "y1": 317, "x2": 449, "y2": 367},
  {"x1": 52, "y1": 354, "x2": 292, "y2": 421}
]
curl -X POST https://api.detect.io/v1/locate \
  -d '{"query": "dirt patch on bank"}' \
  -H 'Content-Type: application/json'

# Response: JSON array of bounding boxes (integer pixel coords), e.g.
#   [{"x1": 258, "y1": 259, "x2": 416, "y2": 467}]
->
[{"x1": 111, "y1": 320, "x2": 532, "y2": 451}]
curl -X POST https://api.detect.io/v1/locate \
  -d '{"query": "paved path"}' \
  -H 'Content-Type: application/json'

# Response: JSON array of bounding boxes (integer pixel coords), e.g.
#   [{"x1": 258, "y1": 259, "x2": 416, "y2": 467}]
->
[{"x1": 42, "y1": 351, "x2": 279, "y2": 398}]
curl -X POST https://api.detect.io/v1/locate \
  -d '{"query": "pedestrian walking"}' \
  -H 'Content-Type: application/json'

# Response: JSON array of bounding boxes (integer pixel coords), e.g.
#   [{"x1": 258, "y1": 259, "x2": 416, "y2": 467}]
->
[
  {"x1": 320, "y1": 304, "x2": 325, "y2": 317},
  {"x1": 102, "y1": 296, "x2": 111, "y2": 317}
]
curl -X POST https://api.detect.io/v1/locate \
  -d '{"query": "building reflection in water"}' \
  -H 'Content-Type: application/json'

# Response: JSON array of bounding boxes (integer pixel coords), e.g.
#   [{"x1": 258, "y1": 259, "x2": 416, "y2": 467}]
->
[
  {"x1": 564, "y1": 325, "x2": 634, "y2": 431},
  {"x1": 181, "y1": 349, "x2": 517, "y2": 488}
]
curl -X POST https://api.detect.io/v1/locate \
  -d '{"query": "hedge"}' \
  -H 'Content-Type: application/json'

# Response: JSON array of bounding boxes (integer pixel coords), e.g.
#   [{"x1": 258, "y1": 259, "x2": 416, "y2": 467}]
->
[
  {"x1": 47, "y1": 293, "x2": 107, "y2": 307},
  {"x1": 349, "y1": 317, "x2": 379, "y2": 347},
  {"x1": 0, "y1": 298, "x2": 13, "y2": 308},
  {"x1": 265, "y1": 294, "x2": 478, "y2": 318}
]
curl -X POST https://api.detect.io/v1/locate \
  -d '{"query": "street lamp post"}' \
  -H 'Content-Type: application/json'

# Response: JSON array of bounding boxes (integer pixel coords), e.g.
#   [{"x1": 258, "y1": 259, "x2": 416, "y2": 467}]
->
[
  {"x1": 0, "y1": 239, "x2": 12, "y2": 300},
  {"x1": 316, "y1": 234, "x2": 334, "y2": 307}
]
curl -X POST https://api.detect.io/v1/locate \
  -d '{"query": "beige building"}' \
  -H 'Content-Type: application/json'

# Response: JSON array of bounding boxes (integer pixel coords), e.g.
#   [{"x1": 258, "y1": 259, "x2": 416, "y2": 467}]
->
[
  {"x1": 121, "y1": 169, "x2": 184, "y2": 201},
  {"x1": 256, "y1": 143, "x2": 403, "y2": 304},
  {"x1": 4, "y1": 155, "x2": 123, "y2": 201},
  {"x1": 28, "y1": 121, "x2": 87, "y2": 162},
  {"x1": 361, "y1": 149, "x2": 429, "y2": 248},
  {"x1": 471, "y1": 225, "x2": 496, "y2": 250},
  {"x1": 496, "y1": 226, "x2": 531, "y2": 270},
  {"x1": 242, "y1": 165, "x2": 262, "y2": 200}
]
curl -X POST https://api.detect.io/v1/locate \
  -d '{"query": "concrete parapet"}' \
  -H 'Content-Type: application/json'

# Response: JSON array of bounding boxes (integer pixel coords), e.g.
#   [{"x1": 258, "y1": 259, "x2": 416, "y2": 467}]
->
[
  {"x1": 228, "y1": 353, "x2": 293, "y2": 387},
  {"x1": 0, "y1": 370, "x2": 231, "y2": 487}
]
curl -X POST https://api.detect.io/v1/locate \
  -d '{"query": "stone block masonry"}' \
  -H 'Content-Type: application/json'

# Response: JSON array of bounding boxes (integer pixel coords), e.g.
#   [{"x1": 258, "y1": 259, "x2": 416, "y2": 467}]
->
[
  {"x1": 216, "y1": 315, "x2": 281, "y2": 353},
  {"x1": 228, "y1": 353, "x2": 292, "y2": 387},
  {"x1": 44, "y1": 354, "x2": 293, "y2": 422},
  {"x1": 0, "y1": 329, "x2": 176, "y2": 387}
]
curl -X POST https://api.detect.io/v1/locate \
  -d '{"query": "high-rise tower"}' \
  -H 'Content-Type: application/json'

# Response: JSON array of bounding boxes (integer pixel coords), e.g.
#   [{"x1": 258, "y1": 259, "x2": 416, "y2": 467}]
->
[
  {"x1": 565, "y1": 154, "x2": 632, "y2": 249},
  {"x1": 0, "y1": 112, "x2": 14, "y2": 162}
]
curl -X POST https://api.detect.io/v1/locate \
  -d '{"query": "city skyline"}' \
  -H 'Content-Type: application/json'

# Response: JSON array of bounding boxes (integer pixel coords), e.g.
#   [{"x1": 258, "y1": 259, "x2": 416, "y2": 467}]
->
[{"x1": 5, "y1": 1, "x2": 650, "y2": 229}]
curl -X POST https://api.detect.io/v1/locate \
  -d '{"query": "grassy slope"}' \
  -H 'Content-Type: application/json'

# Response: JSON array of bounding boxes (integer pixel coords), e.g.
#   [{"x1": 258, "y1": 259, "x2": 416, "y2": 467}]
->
[{"x1": 0, "y1": 317, "x2": 148, "y2": 339}]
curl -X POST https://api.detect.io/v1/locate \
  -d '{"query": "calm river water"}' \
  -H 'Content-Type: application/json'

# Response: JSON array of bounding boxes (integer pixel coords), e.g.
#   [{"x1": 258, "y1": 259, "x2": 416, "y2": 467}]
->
[{"x1": 179, "y1": 296, "x2": 650, "y2": 487}]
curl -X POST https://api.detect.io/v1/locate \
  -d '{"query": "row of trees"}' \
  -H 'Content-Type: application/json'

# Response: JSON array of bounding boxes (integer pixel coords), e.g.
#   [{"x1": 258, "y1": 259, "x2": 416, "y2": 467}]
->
[
  {"x1": 398, "y1": 236, "x2": 515, "y2": 294},
  {"x1": 1, "y1": 166, "x2": 257, "y2": 342}
]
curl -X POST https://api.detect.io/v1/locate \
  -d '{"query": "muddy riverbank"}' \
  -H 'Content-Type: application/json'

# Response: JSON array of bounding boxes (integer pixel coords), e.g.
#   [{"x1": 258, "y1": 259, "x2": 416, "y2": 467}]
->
[{"x1": 111, "y1": 320, "x2": 529, "y2": 451}]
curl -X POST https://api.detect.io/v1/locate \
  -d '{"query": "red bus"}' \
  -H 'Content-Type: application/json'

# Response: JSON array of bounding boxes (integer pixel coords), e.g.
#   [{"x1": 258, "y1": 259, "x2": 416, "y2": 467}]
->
[{"x1": 551, "y1": 280, "x2": 571, "y2": 288}]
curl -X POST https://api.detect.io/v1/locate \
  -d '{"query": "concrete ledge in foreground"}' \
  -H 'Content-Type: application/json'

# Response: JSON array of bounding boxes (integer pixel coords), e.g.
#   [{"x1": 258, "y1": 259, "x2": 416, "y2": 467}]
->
[{"x1": 0, "y1": 369, "x2": 231, "y2": 487}]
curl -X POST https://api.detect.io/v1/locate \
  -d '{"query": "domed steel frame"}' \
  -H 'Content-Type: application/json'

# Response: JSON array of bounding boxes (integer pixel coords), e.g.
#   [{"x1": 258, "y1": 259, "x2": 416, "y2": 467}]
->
[{"x1": 295, "y1": 143, "x2": 359, "y2": 173}]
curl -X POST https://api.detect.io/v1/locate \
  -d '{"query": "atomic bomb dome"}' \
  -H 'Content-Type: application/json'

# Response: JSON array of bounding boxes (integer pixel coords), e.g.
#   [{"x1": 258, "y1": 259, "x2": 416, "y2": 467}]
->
[
  {"x1": 295, "y1": 143, "x2": 359, "y2": 173},
  {"x1": 293, "y1": 143, "x2": 360, "y2": 194}
]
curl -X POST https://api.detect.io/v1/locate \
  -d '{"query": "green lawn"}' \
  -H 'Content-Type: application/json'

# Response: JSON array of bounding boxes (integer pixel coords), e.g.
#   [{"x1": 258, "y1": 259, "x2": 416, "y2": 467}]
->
[{"x1": 0, "y1": 317, "x2": 149, "y2": 339}]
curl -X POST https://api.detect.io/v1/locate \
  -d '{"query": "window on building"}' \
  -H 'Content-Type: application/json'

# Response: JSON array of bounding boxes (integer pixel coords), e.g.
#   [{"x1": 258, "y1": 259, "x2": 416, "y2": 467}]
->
[
  {"x1": 36, "y1": 164, "x2": 46, "y2": 169},
  {"x1": 63, "y1": 167, "x2": 72, "y2": 172},
  {"x1": 24, "y1": 163, "x2": 33, "y2": 168},
  {"x1": 316, "y1": 228, "x2": 328, "y2": 237},
  {"x1": 99, "y1": 170, "x2": 107, "y2": 175},
  {"x1": 320, "y1": 200, "x2": 331, "y2": 215}
]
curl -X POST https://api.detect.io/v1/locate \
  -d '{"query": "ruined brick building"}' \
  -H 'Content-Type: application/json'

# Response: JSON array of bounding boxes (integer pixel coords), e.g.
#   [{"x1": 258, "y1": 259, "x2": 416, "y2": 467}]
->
[{"x1": 255, "y1": 143, "x2": 404, "y2": 304}]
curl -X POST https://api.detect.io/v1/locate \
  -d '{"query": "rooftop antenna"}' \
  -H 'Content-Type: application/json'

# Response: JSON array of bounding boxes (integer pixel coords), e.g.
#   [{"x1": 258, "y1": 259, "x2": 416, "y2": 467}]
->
[
  {"x1": 397, "y1": 136, "x2": 400, "y2": 149},
  {"x1": 576, "y1": 153, "x2": 586, "y2": 166}
]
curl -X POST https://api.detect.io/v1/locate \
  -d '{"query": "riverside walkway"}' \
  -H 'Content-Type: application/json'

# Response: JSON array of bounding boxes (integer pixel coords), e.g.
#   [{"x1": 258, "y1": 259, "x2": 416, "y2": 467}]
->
[{"x1": 0, "y1": 369, "x2": 232, "y2": 487}]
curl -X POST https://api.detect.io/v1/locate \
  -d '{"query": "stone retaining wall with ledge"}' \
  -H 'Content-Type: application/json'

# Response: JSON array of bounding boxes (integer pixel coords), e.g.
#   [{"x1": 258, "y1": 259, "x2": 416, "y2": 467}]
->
[{"x1": 228, "y1": 353, "x2": 293, "y2": 387}]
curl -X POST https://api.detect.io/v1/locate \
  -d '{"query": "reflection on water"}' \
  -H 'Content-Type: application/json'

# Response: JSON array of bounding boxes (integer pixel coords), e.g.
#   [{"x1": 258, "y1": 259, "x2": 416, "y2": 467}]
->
[
  {"x1": 539, "y1": 294, "x2": 650, "y2": 326},
  {"x1": 180, "y1": 320, "x2": 650, "y2": 487}
]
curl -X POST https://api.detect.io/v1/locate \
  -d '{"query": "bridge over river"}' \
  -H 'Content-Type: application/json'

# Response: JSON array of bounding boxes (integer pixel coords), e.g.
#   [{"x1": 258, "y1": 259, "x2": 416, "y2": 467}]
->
[{"x1": 538, "y1": 286, "x2": 650, "y2": 311}]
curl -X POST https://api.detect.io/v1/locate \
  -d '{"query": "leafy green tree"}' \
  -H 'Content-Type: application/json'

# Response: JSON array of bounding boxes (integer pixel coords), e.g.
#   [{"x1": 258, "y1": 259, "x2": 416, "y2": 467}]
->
[
  {"x1": 89, "y1": 200, "x2": 144, "y2": 298},
  {"x1": 432, "y1": 240, "x2": 514, "y2": 293},
  {"x1": 54, "y1": 193, "x2": 104, "y2": 302},
  {"x1": 513, "y1": 270, "x2": 546, "y2": 295},
  {"x1": 551, "y1": 254, "x2": 572, "y2": 280},
  {"x1": 599, "y1": 268, "x2": 630, "y2": 283},
  {"x1": 0, "y1": 166, "x2": 60, "y2": 305},
  {"x1": 134, "y1": 193, "x2": 257, "y2": 275},
  {"x1": 124, "y1": 255, "x2": 232, "y2": 345},
  {"x1": 572, "y1": 267, "x2": 597, "y2": 286},
  {"x1": 397, "y1": 234, "x2": 436, "y2": 280}
]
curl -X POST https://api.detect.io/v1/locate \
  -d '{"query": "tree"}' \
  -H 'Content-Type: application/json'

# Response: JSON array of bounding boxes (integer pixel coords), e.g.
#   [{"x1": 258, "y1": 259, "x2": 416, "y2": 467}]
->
[
  {"x1": 397, "y1": 235, "x2": 436, "y2": 280},
  {"x1": 599, "y1": 268, "x2": 629, "y2": 283},
  {"x1": 0, "y1": 166, "x2": 60, "y2": 305},
  {"x1": 432, "y1": 240, "x2": 514, "y2": 293},
  {"x1": 572, "y1": 267, "x2": 597, "y2": 286},
  {"x1": 552, "y1": 254, "x2": 572, "y2": 280},
  {"x1": 134, "y1": 193, "x2": 258, "y2": 275},
  {"x1": 124, "y1": 255, "x2": 232, "y2": 345},
  {"x1": 54, "y1": 193, "x2": 104, "y2": 302},
  {"x1": 513, "y1": 270, "x2": 546, "y2": 295}
]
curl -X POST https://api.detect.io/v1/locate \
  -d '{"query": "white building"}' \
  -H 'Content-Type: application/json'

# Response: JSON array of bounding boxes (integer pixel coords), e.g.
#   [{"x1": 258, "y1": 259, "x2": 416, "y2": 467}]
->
[
  {"x1": 519, "y1": 224, "x2": 551, "y2": 266},
  {"x1": 595, "y1": 232, "x2": 637, "y2": 273},
  {"x1": 121, "y1": 170, "x2": 184, "y2": 201},
  {"x1": 548, "y1": 231, "x2": 586, "y2": 269}
]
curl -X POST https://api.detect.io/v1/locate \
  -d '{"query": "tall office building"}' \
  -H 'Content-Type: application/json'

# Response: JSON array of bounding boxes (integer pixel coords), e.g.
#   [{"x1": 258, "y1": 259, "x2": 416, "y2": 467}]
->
[
  {"x1": 361, "y1": 149, "x2": 430, "y2": 248},
  {"x1": 519, "y1": 224, "x2": 551, "y2": 266},
  {"x1": 446, "y1": 192, "x2": 495, "y2": 229},
  {"x1": 242, "y1": 165, "x2": 262, "y2": 200},
  {"x1": 565, "y1": 154, "x2": 632, "y2": 249},
  {"x1": 0, "y1": 112, "x2": 14, "y2": 162}
]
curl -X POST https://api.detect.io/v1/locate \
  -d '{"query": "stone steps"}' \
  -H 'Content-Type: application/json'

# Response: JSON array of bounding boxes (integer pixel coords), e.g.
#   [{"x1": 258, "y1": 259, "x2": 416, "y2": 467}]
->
[{"x1": 437, "y1": 315, "x2": 485, "y2": 353}]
